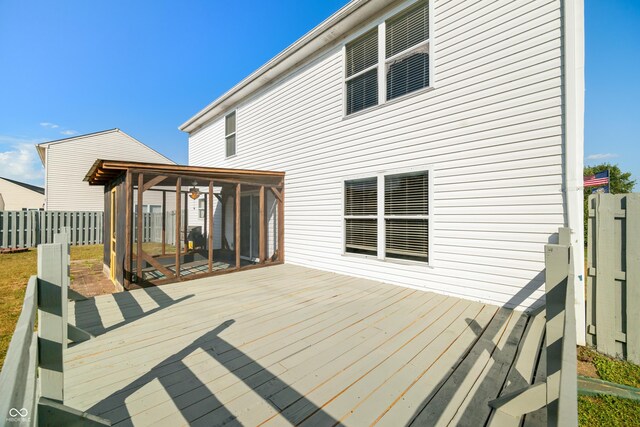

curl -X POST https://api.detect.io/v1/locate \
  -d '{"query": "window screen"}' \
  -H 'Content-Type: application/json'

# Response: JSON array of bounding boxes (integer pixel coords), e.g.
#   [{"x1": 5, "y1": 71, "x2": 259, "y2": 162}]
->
[
  {"x1": 386, "y1": 1, "x2": 430, "y2": 100},
  {"x1": 345, "y1": 178, "x2": 377, "y2": 255},
  {"x1": 385, "y1": 172, "x2": 429, "y2": 261},
  {"x1": 225, "y1": 111, "x2": 236, "y2": 157},
  {"x1": 345, "y1": 29, "x2": 378, "y2": 115}
]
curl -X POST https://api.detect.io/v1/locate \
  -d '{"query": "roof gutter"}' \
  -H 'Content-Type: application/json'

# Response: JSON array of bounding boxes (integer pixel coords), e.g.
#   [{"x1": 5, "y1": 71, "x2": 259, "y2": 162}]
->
[{"x1": 179, "y1": 0, "x2": 395, "y2": 134}]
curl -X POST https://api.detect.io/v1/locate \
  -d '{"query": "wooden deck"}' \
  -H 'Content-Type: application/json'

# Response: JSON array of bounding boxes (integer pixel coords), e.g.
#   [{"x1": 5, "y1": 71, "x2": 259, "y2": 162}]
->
[{"x1": 65, "y1": 264, "x2": 546, "y2": 426}]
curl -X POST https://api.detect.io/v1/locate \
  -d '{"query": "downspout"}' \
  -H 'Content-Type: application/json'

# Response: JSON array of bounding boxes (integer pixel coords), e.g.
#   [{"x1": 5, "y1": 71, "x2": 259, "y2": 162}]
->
[{"x1": 562, "y1": 0, "x2": 586, "y2": 345}]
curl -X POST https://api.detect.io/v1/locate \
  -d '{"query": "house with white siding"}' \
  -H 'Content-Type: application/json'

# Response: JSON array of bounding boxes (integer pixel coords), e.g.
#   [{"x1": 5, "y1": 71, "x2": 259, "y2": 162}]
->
[
  {"x1": 180, "y1": 0, "x2": 584, "y2": 335},
  {"x1": 37, "y1": 129, "x2": 174, "y2": 211},
  {"x1": 0, "y1": 177, "x2": 45, "y2": 210}
]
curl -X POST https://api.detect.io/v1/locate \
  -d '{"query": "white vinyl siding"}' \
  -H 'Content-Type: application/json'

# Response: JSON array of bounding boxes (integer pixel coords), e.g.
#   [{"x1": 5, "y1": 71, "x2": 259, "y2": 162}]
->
[
  {"x1": 0, "y1": 179, "x2": 44, "y2": 211},
  {"x1": 188, "y1": 0, "x2": 566, "y2": 310},
  {"x1": 44, "y1": 130, "x2": 173, "y2": 211}
]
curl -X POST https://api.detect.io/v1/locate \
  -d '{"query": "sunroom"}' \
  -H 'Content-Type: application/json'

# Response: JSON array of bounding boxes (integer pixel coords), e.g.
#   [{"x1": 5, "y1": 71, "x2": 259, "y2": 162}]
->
[{"x1": 84, "y1": 160, "x2": 284, "y2": 289}]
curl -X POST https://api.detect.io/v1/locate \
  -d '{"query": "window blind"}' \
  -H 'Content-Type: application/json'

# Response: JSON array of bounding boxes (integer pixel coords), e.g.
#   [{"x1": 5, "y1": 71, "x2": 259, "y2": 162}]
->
[
  {"x1": 346, "y1": 29, "x2": 378, "y2": 78},
  {"x1": 385, "y1": 172, "x2": 428, "y2": 215},
  {"x1": 346, "y1": 69, "x2": 378, "y2": 115},
  {"x1": 225, "y1": 112, "x2": 236, "y2": 157},
  {"x1": 345, "y1": 178, "x2": 377, "y2": 215},
  {"x1": 346, "y1": 218, "x2": 377, "y2": 255},
  {"x1": 385, "y1": 1, "x2": 429, "y2": 100},
  {"x1": 345, "y1": 178, "x2": 377, "y2": 255},
  {"x1": 387, "y1": 52, "x2": 429, "y2": 100},
  {"x1": 386, "y1": 1, "x2": 429, "y2": 59},
  {"x1": 346, "y1": 29, "x2": 378, "y2": 115},
  {"x1": 225, "y1": 111, "x2": 236, "y2": 135},
  {"x1": 385, "y1": 172, "x2": 429, "y2": 261},
  {"x1": 386, "y1": 219, "x2": 428, "y2": 260}
]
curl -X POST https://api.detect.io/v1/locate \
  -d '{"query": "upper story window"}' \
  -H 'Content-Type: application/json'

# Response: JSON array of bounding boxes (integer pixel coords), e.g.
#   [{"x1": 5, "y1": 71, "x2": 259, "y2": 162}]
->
[
  {"x1": 344, "y1": 1, "x2": 431, "y2": 116},
  {"x1": 386, "y1": 2, "x2": 430, "y2": 100},
  {"x1": 345, "y1": 29, "x2": 379, "y2": 115},
  {"x1": 225, "y1": 111, "x2": 236, "y2": 157}
]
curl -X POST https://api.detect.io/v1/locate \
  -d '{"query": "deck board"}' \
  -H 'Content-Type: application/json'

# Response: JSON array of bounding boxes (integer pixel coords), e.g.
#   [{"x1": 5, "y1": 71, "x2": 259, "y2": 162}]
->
[{"x1": 65, "y1": 264, "x2": 545, "y2": 426}]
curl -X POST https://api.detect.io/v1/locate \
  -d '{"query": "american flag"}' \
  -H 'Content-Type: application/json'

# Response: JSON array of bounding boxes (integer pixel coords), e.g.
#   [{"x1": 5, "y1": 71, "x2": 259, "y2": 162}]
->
[{"x1": 584, "y1": 170, "x2": 610, "y2": 188}]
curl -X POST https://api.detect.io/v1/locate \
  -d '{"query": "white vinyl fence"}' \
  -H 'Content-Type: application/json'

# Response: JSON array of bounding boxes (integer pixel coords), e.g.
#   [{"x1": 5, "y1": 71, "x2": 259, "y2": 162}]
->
[{"x1": 0, "y1": 211, "x2": 103, "y2": 248}]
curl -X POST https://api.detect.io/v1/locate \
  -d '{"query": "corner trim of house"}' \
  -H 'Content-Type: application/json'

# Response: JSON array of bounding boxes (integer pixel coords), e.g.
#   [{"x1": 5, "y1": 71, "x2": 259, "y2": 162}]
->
[{"x1": 562, "y1": 0, "x2": 586, "y2": 345}]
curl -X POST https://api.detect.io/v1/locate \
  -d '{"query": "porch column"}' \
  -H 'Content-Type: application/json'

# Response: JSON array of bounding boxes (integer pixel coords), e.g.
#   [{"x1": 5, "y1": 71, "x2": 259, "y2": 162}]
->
[
  {"x1": 162, "y1": 190, "x2": 166, "y2": 256},
  {"x1": 208, "y1": 180, "x2": 214, "y2": 272},
  {"x1": 259, "y1": 186, "x2": 265, "y2": 263},
  {"x1": 124, "y1": 171, "x2": 133, "y2": 288},
  {"x1": 136, "y1": 173, "x2": 143, "y2": 282},
  {"x1": 235, "y1": 183, "x2": 241, "y2": 269},
  {"x1": 175, "y1": 178, "x2": 181, "y2": 279}
]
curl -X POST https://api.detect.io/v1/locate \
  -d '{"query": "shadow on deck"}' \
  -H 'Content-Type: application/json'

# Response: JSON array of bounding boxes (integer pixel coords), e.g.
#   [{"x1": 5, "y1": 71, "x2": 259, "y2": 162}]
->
[{"x1": 65, "y1": 264, "x2": 547, "y2": 426}]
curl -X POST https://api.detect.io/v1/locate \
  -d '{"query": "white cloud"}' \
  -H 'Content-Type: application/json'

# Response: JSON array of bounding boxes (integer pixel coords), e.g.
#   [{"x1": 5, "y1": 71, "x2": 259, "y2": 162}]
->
[
  {"x1": 60, "y1": 130, "x2": 78, "y2": 136},
  {"x1": 586, "y1": 153, "x2": 619, "y2": 161},
  {"x1": 0, "y1": 136, "x2": 45, "y2": 185},
  {"x1": 40, "y1": 122, "x2": 59, "y2": 129}
]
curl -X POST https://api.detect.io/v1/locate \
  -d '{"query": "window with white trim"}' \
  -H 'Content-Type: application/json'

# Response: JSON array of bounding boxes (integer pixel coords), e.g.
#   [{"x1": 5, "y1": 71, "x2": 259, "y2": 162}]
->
[
  {"x1": 225, "y1": 111, "x2": 236, "y2": 157},
  {"x1": 385, "y1": 171, "x2": 429, "y2": 262},
  {"x1": 344, "y1": 0, "x2": 431, "y2": 115},
  {"x1": 344, "y1": 177, "x2": 378, "y2": 255},
  {"x1": 345, "y1": 29, "x2": 379, "y2": 115},
  {"x1": 344, "y1": 170, "x2": 430, "y2": 263},
  {"x1": 198, "y1": 198, "x2": 205, "y2": 219}
]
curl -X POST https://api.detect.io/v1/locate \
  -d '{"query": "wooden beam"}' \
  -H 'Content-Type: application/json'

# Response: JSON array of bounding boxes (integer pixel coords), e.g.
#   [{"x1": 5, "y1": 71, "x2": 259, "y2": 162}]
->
[
  {"x1": 259, "y1": 186, "x2": 265, "y2": 263},
  {"x1": 141, "y1": 174, "x2": 168, "y2": 192},
  {"x1": 277, "y1": 186, "x2": 284, "y2": 262},
  {"x1": 127, "y1": 169, "x2": 282, "y2": 188},
  {"x1": 150, "y1": 259, "x2": 284, "y2": 286},
  {"x1": 184, "y1": 192, "x2": 188, "y2": 254},
  {"x1": 208, "y1": 180, "x2": 214, "y2": 272},
  {"x1": 140, "y1": 251, "x2": 175, "y2": 279},
  {"x1": 175, "y1": 178, "x2": 181, "y2": 279},
  {"x1": 221, "y1": 194, "x2": 228, "y2": 250},
  {"x1": 124, "y1": 172, "x2": 132, "y2": 288},
  {"x1": 270, "y1": 187, "x2": 283, "y2": 203},
  {"x1": 235, "y1": 184, "x2": 241, "y2": 269},
  {"x1": 161, "y1": 191, "x2": 166, "y2": 256},
  {"x1": 136, "y1": 173, "x2": 144, "y2": 282}
]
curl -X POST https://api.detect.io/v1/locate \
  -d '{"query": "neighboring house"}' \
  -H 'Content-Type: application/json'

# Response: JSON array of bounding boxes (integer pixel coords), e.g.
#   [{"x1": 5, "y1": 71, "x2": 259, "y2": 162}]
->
[
  {"x1": 36, "y1": 129, "x2": 175, "y2": 211},
  {"x1": 181, "y1": 0, "x2": 585, "y2": 322},
  {"x1": 0, "y1": 177, "x2": 45, "y2": 210}
]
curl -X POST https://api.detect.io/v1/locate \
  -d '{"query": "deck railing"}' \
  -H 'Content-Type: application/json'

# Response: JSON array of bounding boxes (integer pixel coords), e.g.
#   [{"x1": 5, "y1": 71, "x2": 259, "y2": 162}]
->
[
  {"x1": 0, "y1": 233, "x2": 110, "y2": 426},
  {"x1": 489, "y1": 227, "x2": 578, "y2": 426}
]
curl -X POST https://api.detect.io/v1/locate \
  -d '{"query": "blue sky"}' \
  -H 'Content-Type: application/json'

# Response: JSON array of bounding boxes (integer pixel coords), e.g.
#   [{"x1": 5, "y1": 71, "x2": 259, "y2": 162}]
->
[{"x1": 0, "y1": 0, "x2": 638, "y2": 187}]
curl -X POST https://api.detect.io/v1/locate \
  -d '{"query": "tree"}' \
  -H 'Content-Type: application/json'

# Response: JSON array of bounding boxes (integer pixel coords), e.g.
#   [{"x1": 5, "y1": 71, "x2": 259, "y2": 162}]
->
[{"x1": 583, "y1": 163, "x2": 636, "y2": 241}]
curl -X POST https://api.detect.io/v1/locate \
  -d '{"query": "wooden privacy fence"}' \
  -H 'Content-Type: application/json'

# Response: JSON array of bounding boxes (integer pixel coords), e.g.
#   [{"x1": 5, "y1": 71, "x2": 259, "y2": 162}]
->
[
  {"x1": 0, "y1": 210, "x2": 103, "y2": 249},
  {"x1": 0, "y1": 211, "x2": 182, "y2": 249},
  {"x1": 586, "y1": 193, "x2": 640, "y2": 363},
  {"x1": 489, "y1": 227, "x2": 578, "y2": 427},
  {"x1": 132, "y1": 212, "x2": 178, "y2": 246},
  {"x1": 0, "y1": 233, "x2": 109, "y2": 426}
]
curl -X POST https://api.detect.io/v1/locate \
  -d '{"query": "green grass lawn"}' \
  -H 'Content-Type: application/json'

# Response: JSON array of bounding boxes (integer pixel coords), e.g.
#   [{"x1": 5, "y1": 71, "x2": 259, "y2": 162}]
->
[
  {"x1": 578, "y1": 346, "x2": 640, "y2": 426},
  {"x1": 0, "y1": 245, "x2": 103, "y2": 366}
]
